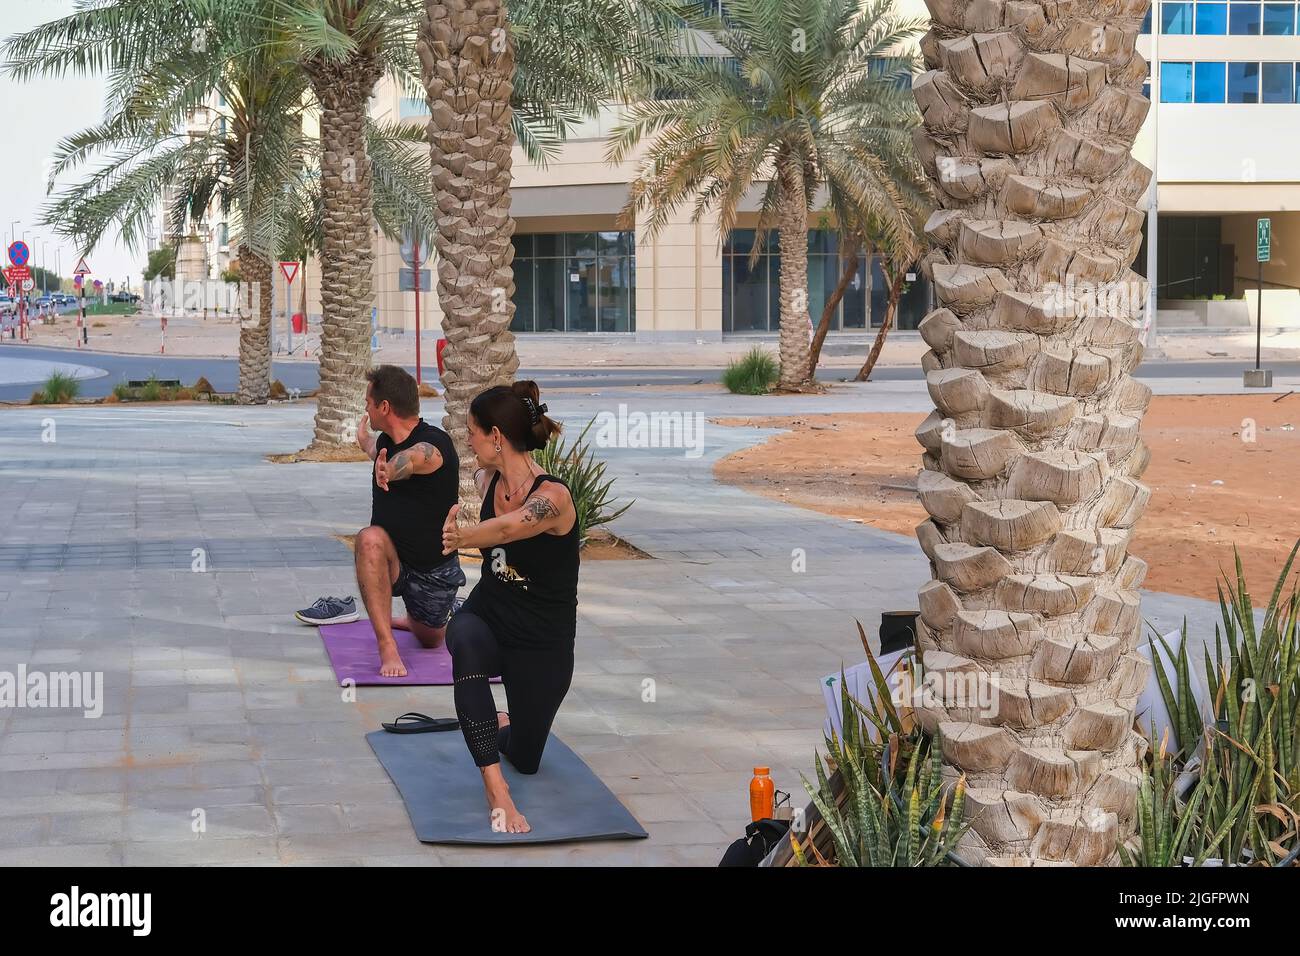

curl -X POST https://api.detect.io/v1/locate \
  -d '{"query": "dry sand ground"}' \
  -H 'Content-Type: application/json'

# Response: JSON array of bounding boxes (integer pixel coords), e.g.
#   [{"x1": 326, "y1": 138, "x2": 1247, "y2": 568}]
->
[{"x1": 714, "y1": 394, "x2": 1300, "y2": 602}]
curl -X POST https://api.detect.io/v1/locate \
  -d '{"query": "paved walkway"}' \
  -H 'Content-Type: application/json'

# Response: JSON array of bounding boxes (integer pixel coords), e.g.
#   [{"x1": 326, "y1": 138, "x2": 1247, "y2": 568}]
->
[{"x1": 0, "y1": 378, "x2": 1267, "y2": 864}]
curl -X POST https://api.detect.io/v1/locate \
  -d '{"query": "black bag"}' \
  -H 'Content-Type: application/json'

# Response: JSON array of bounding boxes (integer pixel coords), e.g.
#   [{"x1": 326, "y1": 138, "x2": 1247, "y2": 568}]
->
[{"x1": 718, "y1": 818, "x2": 792, "y2": 866}]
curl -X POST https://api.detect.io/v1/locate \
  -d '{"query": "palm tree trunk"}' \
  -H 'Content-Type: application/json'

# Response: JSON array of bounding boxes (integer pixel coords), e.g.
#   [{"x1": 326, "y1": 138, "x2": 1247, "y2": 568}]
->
[
  {"x1": 855, "y1": 267, "x2": 905, "y2": 382},
  {"x1": 304, "y1": 55, "x2": 382, "y2": 450},
  {"x1": 809, "y1": 247, "x2": 860, "y2": 376},
  {"x1": 420, "y1": 0, "x2": 521, "y2": 520},
  {"x1": 236, "y1": 244, "x2": 272, "y2": 403},
  {"x1": 912, "y1": 7, "x2": 1152, "y2": 865},
  {"x1": 776, "y1": 160, "x2": 812, "y2": 390}
]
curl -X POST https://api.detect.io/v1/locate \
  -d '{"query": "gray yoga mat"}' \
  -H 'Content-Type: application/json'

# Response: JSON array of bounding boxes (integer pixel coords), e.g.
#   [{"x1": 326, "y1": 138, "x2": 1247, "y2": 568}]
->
[{"x1": 367, "y1": 728, "x2": 649, "y2": 845}]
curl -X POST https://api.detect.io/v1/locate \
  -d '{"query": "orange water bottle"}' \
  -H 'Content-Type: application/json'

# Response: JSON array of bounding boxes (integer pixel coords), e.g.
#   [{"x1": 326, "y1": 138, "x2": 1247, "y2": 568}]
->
[{"x1": 749, "y1": 766, "x2": 775, "y2": 821}]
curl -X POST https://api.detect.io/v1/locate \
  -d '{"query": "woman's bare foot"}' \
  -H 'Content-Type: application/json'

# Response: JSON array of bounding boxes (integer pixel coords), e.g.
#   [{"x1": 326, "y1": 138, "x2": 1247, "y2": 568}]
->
[
  {"x1": 483, "y1": 770, "x2": 530, "y2": 833},
  {"x1": 377, "y1": 641, "x2": 408, "y2": 678}
]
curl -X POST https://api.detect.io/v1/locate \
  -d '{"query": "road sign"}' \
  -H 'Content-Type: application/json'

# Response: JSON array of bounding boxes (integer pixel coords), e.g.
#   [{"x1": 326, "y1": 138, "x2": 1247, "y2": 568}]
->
[
  {"x1": 74, "y1": 274, "x2": 83, "y2": 288},
  {"x1": 3, "y1": 265, "x2": 29, "y2": 284},
  {"x1": 21, "y1": 277, "x2": 34, "y2": 292},
  {"x1": 279, "y1": 261, "x2": 299, "y2": 284},
  {"x1": 399, "y1": 233, "x2": 425, "y2": 268},
  {"x1": 73, "y1": 256, "x2": 92, "y2": 275},
  {"x1": 7, "y1": 241, "x2": 30, "y2": 267},
  {"x1": 1258, "y1": 218, "x2": 1271, "y2": 262},
  {"x1": 399, "y1": 268, "x2": 431, "y2": 292}
]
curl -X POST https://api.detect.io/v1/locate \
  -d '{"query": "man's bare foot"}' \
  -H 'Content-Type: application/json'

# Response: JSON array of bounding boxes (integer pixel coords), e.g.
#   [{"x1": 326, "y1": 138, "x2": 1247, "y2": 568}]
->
[
  {"x1": 485, "y1": 775, "x2": 530, "y2": 833},
  {"x1": 378, "y1": 642, "x2": 408, "y2": 678}
]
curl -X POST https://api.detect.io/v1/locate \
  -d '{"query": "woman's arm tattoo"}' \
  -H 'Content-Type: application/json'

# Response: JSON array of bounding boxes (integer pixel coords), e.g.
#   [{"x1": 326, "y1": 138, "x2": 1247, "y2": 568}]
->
[{"x1": 521, "y1": 492, "x2": 560, "y2": 524}]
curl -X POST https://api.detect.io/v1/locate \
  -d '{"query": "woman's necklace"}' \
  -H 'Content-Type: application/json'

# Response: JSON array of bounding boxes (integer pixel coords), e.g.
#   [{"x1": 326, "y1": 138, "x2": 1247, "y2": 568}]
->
[{"x1": 502, "y1": 469, "x2": 536, "y2": 502}]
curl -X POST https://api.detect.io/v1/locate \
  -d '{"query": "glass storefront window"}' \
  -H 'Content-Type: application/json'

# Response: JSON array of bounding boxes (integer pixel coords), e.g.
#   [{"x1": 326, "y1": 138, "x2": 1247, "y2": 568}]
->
[
  {"x1": 534, "y1": 257, "x2": 565, "y2": 332},
  {"x1": 565, "y1": 233, "x2": 597, "y2": 258},
  {"x1": 509, "y1": 231, "x2": 636, "y2": 332},
  {"x1": 1262, "y1": 61, "x2": 1294, "y2": 102},
  {"x1": 533, "y1": 233, "x2": 562, "y2": 257},
  {"x1": 1162, "y1": 61, "x2": 1194, "y2": 102},
  {"x1": 730, "y1": 255, "x2": 769, "y2": 332},
  {"x1": 1228, "y1": 61, "x2": 1260, "y2": 101},
  {"x1": 720, "y1": 230, "x2": 928, "y2": 332},
  {"x1": 1263, "y1": 3, "x2": 1296, "y2": 33},
  {"x1": 1194, "y1": 61, "x2": 1227, "y2": 102}
]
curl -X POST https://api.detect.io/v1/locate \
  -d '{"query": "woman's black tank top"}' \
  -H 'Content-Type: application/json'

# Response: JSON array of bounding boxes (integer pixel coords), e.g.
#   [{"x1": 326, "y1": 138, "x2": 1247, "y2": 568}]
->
[{"x1": 473, "y1": 471, "x2": 580, "y2": 647}]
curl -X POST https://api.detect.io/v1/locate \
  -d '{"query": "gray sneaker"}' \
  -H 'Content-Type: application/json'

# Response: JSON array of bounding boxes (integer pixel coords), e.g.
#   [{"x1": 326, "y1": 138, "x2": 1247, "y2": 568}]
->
[{"x1": 295, "y1": 595, "x2": 360, "y2": 625}]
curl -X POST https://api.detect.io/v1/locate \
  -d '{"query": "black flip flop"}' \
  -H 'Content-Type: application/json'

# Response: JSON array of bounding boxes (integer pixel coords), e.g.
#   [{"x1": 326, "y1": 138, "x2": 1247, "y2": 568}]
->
[{"x1": 382, "y1": 712, "x2": 460, "y2": 734}]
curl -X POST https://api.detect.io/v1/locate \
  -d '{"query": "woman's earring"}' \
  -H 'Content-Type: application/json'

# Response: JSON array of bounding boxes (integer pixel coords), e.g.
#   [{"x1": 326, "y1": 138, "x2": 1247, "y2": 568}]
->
[{"x1": 494, "y1": 444, "x2": 501, "y2": 453}]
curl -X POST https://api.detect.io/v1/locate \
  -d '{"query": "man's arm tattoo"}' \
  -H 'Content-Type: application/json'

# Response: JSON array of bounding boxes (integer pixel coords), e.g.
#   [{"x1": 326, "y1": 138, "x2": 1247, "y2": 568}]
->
[
  {"x1": 521, "y1": 492, "x2": 561, "y2": 524},
  {"x1": 390, "y1": 443, "x2": 439, "y2": 481}
]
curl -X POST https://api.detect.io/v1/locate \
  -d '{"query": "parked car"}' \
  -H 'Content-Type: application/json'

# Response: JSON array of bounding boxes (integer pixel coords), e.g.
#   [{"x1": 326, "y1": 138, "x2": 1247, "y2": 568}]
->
[
  {"x1": 0, "y1": 295, "x2": 14, "y2": 316},
  {"x1": 108, "y1": 290, "x2": 140, "y2": 304}
]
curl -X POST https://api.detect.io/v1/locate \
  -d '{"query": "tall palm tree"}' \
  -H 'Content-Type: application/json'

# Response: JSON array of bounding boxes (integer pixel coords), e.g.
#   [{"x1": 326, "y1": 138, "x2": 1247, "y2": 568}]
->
[
  {"x1": 908, "y1": 3, "x2": 1153, "y2": 864},
  {"x1": 419, "y1": 0, "x2": 687, "y2": 517},
  {"x1": 609, "y1": 0, "x2": 928, "y2": 391},
  {"x1": 275, "y1": 0, "x2": 421, "y2": 450}
]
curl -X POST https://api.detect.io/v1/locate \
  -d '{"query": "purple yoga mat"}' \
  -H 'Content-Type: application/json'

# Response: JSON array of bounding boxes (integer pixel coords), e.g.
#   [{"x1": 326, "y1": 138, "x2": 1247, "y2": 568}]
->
[{"x1": 318, "y1": 620, "x2": 499, "y2": 686}]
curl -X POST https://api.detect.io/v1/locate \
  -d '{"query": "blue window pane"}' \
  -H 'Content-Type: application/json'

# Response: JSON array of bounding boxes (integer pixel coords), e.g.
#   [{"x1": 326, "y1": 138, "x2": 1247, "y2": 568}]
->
[
  {"x1": 1230, "y1": 2, "x2": 1262, "y2": 32},
  {"x1": 1228, "y1": 61, "x2": 1260, "y2": 102},
  {"x1": 1142, "y1": 7, "x2": 1152, "y2": 32},
  {"x1": 1163, "y1": 1, "x2": 1194, "y2": 32},
  {"x1": 1197, "y1": 2, "x2": 1228, "y2": 32},
  {"x1": 1263, "y1": 3, "x2": 1295, "y2": 33},
  {"x1": 1194, "y1": 61, "x2": 1227, "y2": 101},
  {"x1": 1262, "y1": 62, "x2": 1294, "y2": 102},
  {"x1": 1162, "y1": 61, "x2": 1193, "y2": 102}
]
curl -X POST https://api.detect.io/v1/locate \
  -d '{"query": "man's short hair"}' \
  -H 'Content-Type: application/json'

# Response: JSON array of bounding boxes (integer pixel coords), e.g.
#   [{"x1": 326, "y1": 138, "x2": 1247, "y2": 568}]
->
[{"x1": 365, "y1": 365, "x2": 419, "y2": 418}]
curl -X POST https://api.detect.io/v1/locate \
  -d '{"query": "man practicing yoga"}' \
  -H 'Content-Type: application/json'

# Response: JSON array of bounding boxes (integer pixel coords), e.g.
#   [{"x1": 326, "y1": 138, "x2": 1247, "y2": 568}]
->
[
  {"x1": 441, "y1": 381, "x2": 579, "y2": 833},
  {"x1": 354, "y1": 365, "x2": 465, "y2": 678}
]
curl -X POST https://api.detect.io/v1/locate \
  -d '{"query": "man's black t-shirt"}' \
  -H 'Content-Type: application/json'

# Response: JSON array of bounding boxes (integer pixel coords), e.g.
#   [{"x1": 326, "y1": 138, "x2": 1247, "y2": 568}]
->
[{"x1": 371, "y1": 419, "x2": 459, "y2": 570}]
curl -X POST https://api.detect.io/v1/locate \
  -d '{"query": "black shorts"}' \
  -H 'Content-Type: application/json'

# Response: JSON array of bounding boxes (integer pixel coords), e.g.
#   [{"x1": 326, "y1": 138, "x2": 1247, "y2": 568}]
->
[{"x1": 392, "y1": 557, "x2": 466, "y2": 628}]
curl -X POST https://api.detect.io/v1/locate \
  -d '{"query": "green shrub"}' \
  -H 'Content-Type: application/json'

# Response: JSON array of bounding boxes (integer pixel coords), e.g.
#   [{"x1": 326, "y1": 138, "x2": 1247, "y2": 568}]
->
[
  {"x1": 40, "y1": 371, "x2": 80, "y2": 404},
  {"x1": 140, "y1": 374, "x2": 162, "y2": 401},
  {"x1": 112, "y1": 382, "x2": 133, "y2": 401},
  {"x1": 793, "y1": 628, "x2": 970, "y2": 867},
  {"x1": 722, "y1": 346, "x2": 778, "y2": 395},
  {"x1": 531, "y1": 416, "x2": 634, "y2": 546},
  {"x1": 1148, "y1": 542, "x2": 1300, "y2": 865}
]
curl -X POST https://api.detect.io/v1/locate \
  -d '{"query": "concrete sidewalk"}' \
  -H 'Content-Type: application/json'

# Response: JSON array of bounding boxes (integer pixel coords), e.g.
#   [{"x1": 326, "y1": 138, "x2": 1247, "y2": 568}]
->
[{"x1": 0, "y1": 380, "x2": 1262, "y2": 865}]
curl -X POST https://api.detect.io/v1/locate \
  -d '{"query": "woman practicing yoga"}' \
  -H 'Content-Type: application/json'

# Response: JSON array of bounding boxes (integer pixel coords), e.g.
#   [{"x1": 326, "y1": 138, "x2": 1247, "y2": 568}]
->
[{"x1": 441, "y1": 380, "x2": 579, "y2": 833}]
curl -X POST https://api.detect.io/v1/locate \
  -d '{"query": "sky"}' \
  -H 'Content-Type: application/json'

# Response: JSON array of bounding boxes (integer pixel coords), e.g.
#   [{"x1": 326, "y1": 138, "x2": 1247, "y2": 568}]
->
[{"x1": 1, "y1": 0, "x2": 140, "y2": 287}]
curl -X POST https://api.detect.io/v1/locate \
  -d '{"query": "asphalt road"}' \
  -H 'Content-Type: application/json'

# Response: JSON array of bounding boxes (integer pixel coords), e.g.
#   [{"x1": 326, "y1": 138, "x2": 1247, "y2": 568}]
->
[{"x1": 1, "y1": 342, "x2": 1297, "y2": 403}]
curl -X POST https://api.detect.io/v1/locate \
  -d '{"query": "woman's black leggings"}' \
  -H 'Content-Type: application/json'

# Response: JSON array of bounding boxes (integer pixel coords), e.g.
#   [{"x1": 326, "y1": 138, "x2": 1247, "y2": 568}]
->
[{"x1": 445, "y1": 609, "x2": 574, "y2": 773}]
